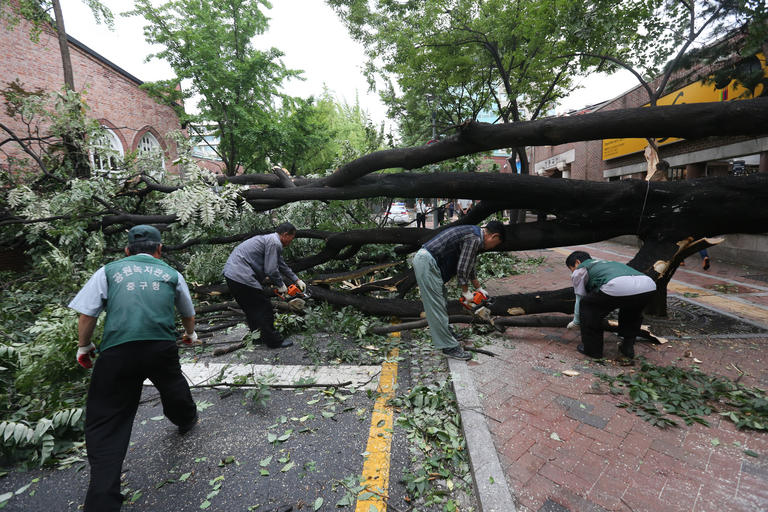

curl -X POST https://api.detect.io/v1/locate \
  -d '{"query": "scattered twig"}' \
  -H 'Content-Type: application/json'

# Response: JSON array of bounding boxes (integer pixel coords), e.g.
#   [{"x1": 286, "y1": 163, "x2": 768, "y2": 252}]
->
[
  {"x1": 212, "y1": 341, "x2": 246, "y2": 357},
  {"x1": 464, "y1": 346, "x2": 497, "y2": 357},
  {"x1": 189, "y1": 381, "x2": 353, "y2": 390}
]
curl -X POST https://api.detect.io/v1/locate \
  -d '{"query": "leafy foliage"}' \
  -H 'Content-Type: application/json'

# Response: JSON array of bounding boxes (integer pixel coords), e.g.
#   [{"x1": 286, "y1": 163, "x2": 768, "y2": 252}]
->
[
  {"x1": 598, "y1": 360, "x2": 768, "y2": 430},
  {"x1": 391, "y1": 379, "x2": 471, "y2": 506},
  {"x1": 126, "y1": 0, "x2": 299, "y2": 175}
]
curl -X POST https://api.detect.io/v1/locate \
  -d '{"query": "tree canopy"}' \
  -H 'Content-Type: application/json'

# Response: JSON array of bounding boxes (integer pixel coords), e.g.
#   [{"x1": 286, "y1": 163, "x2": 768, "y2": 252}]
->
[{"x1": 127, "y1": 0, "x2": 299, "y2": 175}]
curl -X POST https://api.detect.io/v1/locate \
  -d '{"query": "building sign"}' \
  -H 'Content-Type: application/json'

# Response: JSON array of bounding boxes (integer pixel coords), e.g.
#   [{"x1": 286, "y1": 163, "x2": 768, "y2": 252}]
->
[
  {"x1": 602, "y1": 54, "x2": 766, "y2": 160},
  {"x1": 534, "y1": 149, "x2": 575, "y2": 174}
]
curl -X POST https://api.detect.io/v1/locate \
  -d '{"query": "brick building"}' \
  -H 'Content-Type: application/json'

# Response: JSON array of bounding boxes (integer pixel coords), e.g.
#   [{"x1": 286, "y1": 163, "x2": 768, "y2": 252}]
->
[
  {"x1": 0, "y1": 1, "x2": 182, "y2": 176},
  {"x1": 532, "y1": 53, "x2": 768, "y2": 181},
  {"x1": 530, "y1": 51, "x2": 768, "y2": 266}
]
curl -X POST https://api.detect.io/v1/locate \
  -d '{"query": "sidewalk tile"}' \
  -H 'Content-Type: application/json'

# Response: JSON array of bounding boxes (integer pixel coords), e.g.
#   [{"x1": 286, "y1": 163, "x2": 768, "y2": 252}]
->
[
  {"x1": 507, "y1": 452, "x2": 546, "y2": 486},
  {"x1": 621, "y1": 431, "x2": 654, "y2": 457},
  {"x1": 539, "y1": 462, "x2": 592, "y2": 494},
  {"x1": 587, "y1": 473, "x2": 629, "y2": 510}
]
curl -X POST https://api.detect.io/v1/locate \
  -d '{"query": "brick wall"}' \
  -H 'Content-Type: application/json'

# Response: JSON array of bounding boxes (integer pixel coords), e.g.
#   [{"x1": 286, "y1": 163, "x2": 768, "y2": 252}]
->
[
  {"x1": 0, "y1": 1, "x2": 182, "y2": 174},
  {"x1": 533, "y1": 42, "x2": 758, "y2": 183}
]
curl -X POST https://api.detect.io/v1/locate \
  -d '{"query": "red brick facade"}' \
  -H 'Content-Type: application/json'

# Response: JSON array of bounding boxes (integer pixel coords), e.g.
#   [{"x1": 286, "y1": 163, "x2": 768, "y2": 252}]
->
[
  {"x1": 0, "y1": 2, "x2": 182, "y2": 174},
  {"x1": 533, "y1": 52, "x2": 767, "y2": 182}
]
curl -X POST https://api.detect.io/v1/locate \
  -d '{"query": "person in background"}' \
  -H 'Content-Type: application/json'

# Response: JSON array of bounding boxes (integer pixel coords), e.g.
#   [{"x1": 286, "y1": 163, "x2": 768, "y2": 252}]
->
[
  {"x1": 680, "y1": 249, "x2": 711, "y2": 270},
  {"x1": 222, "y1": 222, "x2": 306, "y2": 348},
  {"x1": 415, "y1": 198, "x2": 428, "y2": 228},
  {"x1": 413, "y1": 221, "x2": 505, "y2": 360},
  {"x1": 69, "y1": 225, "x2": 198, "y2": 512},
  {"x1": 566, "y1": 250, "x2": 656, "y2": 361},
  {"x1": 457, "y1": 198, "x2": 472, "y2": 219},
  {"x1": 447, "y1": 200, "x2": 455, "y2": 221}
]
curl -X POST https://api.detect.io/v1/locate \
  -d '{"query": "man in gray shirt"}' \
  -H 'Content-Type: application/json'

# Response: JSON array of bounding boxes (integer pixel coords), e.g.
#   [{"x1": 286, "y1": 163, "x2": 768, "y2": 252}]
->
[{"x1": 223, "y1": 222, "x2": 306, "y2": 348}]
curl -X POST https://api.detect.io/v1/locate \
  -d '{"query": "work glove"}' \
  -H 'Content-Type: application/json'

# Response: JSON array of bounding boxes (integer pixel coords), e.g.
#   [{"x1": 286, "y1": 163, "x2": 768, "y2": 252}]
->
[
  {"x1": 182, "y1": 331, "x2": 200, "y2": 345},
  {"x1": 567, "y1": 319, "x2": 580, "y2": 330},
  {"x1": 76, "y1": 343, "x2": 96, "y2": 369},
  {"x1": 476, "y1": 287, "x2": 489, "y2": 299},
  {"x1": 276, "y1": 283, "x2": 288, "y2": 294},
  {"x1": 295, "y1": 279, "x2": 306, "y2": 292},
  {"x1": 462, "y1": 290, "x2": 474, "y2": 303}
]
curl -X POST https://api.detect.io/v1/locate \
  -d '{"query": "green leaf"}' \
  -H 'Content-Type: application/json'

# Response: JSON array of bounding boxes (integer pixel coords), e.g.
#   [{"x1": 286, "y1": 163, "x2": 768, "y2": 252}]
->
[
  {"x1": 260, "y1": 469, "x2": 269, "y2": 476},
  {"x1": 313, "y1": 497, "x2": 323, "y2": 511},
  {"x1": 710, "y1": 438, "x2": 720, "y2": 447},
  {"x1": 259, "y1": 456, "x2": 272, "y2": 467},
  {"x1": 200, "y1": 500, "x2": 211, "y2": 509},
  {"x1": 179, "y1": 472, "x2": 192, "y2": 482},
  {"x1": 281, "y1": 461, "x2": 295, "y2": 472},
  {"x1": 744, "y1": 449, "x2": 759, "y2": 457}
]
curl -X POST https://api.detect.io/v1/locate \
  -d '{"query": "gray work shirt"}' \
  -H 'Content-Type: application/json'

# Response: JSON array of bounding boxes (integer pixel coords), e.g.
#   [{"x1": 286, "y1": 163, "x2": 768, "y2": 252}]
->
[
  {"x1": 68, "y1": 256, "x2": 196, "y2": 318},
  {"x1": 222, "y1": 232, "x2": 298, "y2": 290}
]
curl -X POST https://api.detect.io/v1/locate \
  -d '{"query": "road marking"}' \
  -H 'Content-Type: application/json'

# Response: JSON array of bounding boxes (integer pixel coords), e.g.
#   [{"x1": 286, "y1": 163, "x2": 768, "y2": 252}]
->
[
  {"x1": 145, "y1": 363, "x2": 381, "y2": 390},
  {"x1": 356, "y1": 333, "x2": 400, "y2": 512}
]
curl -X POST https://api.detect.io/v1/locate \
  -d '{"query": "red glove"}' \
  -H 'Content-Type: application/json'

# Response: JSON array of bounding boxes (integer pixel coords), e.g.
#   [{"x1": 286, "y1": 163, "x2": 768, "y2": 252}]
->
[
  {"x1": 76, "y1": 343, "x2": 96, "y2": 369},
  {"x1": 182, "y1": 331, "x2": 200, "y2": 345}
]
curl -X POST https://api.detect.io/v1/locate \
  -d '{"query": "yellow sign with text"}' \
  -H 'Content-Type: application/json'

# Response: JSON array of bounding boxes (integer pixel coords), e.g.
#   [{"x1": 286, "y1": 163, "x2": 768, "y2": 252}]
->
[{"x1": 602, "y1": 55, "x2": 766, "y2": 160}]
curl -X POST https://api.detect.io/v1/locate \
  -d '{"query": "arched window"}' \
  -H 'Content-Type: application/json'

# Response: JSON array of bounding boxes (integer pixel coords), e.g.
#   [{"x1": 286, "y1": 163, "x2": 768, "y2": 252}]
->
[
  {"x1": 138, "y1": 131, "x2": 166, "y2": 175},
  {"x1": 90, "y1": 128, "x2": 124, "y2": 174}
]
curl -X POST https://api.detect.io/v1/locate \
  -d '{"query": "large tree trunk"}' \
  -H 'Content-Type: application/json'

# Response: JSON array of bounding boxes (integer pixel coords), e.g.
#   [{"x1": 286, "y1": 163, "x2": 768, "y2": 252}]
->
[{"x1": 51, "y1": 0, "x2": 90, "y2": 179}]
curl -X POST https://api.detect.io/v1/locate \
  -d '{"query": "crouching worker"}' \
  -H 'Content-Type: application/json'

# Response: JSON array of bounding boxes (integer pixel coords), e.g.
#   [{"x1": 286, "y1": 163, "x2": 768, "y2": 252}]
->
[
  {"x1": 222, "y1": 222, "x2": 306, "y2": 348},
  {"x1": 68, "y1": 225, "x2": 198, "y2": 512},
  {"x1": 413, "y1": 221, "x2": 505, "y2": 360},
  {"x1": 566, "y1": 251, "x2": 656, "y2": 360}
]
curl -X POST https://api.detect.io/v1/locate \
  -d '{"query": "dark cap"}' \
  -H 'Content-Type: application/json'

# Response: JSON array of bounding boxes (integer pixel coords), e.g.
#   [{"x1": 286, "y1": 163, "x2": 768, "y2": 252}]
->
[{"x1": 128, "y1": 225, "x2": 162, "y2": 244}]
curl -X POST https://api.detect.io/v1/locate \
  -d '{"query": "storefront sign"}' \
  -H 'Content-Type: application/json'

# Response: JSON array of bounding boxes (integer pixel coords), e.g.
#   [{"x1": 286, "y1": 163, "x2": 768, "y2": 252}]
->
[{"x1": 602, "y1": 55, "x2": 766, "y2": 160}]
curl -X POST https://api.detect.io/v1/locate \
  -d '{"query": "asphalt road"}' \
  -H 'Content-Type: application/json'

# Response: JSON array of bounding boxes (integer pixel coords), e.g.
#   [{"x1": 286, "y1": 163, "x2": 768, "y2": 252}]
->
[{"x1": 0, "y1": 330, "x2": 465, "y2": 512}]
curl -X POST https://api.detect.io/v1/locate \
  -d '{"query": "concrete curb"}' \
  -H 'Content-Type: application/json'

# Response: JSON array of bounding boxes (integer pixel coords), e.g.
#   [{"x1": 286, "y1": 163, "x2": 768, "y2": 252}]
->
[{"x1": 449, "y1": 358, "x2": 516, "y2": 512}]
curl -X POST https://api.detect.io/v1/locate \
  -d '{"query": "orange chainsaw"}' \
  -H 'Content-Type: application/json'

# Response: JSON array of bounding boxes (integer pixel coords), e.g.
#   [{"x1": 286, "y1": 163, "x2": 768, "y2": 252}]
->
[
  {"x1": 459, "y1": 290, "x2": 494, "y2": 322},
  {"x1": 273, "y1": 284, "x2": 311, "y2": 311}
]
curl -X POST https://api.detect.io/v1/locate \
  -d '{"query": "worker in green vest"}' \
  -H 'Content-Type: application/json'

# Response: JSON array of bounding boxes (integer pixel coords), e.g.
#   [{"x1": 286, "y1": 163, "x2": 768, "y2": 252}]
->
[
  {"x1": 566, "y1": 251, "x2": 656, "y2": 360},
  {"x1": 69, "y1": 225, "x2": 198, "y2": 512}
]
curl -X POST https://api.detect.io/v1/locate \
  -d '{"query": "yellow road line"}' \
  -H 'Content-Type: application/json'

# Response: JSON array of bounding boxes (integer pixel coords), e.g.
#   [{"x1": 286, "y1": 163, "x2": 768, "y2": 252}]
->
[{"x1": 356, "y1": 333, "x2": 399, "y2": 512}]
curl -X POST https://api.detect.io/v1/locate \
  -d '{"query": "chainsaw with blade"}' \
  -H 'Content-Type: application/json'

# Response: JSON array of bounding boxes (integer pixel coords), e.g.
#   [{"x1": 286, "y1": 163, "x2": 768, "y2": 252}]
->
[
  {"x1": 459, "y1": 290, "x2": 494, "y2": 322},
  {"x1": 274, "y1": 284, "x2": 311, "y2": 311}
]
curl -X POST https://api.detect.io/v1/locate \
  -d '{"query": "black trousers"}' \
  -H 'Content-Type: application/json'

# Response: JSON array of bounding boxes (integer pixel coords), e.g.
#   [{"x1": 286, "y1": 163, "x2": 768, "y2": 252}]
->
[
  {"x1": 579, "y1": 290, "x2": 655, "y2": 357},
  {"x1": 416, "y1": 213, "x2": 426, "y2": 228},
  {"x1": 84, "y1": 340, "x2": 196, "y2": 512},
  {"x1": 226, "y1": 277, "x2": 283, "y2": 347}
]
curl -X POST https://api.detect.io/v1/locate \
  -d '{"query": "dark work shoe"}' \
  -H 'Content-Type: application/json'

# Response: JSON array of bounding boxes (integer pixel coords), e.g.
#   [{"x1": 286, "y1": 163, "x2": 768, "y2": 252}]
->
[
  {"x1": 702, "y1": 257, "x2": 711, "y2": 270},
  {"x1": 619, "y1": 340, "x2": 635, "y2": 359},
  {"x1": 179, "y1": 413, "x2": 198, "y2": 435},
  {"x1": 442, "y1": 345, "x2": 472, "y2": 361},
  {"x1": 576, "y1": 344, "x2": 602, "y2": 359},
  {"x1": 268, "y1": 338, "x2": 294, "y2": 349}
]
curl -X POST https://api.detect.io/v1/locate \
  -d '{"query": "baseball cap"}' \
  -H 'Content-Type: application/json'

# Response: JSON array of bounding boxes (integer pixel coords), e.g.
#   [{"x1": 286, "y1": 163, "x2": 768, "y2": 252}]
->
[{"x1": 128, "y1": 225, "x2": 162, "y2": 244}]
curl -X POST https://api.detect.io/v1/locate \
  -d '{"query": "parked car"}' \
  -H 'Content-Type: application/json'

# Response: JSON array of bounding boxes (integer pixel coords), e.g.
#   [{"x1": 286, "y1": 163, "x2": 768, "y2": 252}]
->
[{"x1": 379, "y1": 202, "x2": 410, "y2": 225}]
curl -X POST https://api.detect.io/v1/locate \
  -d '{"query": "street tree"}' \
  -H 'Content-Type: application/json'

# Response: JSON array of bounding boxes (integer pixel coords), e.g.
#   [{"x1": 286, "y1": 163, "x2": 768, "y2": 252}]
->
[
  {"x1": 327, "y1": 0, "x2": 660, "y2": 173},
  {"x1": 127, "y1": 0, "x2": 300, "y2": 176}
]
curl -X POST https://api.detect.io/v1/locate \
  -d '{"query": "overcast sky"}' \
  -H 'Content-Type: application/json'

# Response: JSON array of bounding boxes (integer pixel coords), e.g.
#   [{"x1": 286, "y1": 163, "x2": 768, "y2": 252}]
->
[{"x1": 58, "y1": 0, "x2": 639, "y2": 127}]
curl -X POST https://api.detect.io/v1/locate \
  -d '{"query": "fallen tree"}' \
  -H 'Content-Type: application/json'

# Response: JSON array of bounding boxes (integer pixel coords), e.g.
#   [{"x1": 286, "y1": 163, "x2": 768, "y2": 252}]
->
[{"x1": 5, "y1": 98, "x2": 768, "y2": 320}]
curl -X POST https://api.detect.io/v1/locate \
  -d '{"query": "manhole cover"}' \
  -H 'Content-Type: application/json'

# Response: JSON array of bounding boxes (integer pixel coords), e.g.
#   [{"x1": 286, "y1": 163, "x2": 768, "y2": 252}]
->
[{"x1": 643, "y1": 297, "x2": 768, "y2": 337}]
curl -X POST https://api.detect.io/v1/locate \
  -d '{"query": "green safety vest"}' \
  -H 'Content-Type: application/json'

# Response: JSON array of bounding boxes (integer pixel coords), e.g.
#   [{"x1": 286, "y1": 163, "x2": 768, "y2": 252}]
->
[
  {"x1": 102, "y1": 254, "x2": 179, "y2": 351},
  {"x1": 578, "y1": 258, "x2": 645, "y2": 293}
]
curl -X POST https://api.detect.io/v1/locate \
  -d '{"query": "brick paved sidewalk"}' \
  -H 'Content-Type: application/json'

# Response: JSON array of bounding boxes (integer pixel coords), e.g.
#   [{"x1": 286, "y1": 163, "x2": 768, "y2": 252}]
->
[{"x1": 469, "y1": 245, "x2": 768, "y2": 512}]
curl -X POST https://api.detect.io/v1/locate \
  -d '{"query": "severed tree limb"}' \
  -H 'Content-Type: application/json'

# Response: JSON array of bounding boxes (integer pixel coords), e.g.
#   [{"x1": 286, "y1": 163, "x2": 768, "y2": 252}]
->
[{"x1": 318, "y1": 98, "x2": 768, "y2": 187}]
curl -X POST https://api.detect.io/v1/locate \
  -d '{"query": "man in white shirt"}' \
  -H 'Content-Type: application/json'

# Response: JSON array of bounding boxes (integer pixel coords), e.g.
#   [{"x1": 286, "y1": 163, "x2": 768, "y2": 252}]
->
[
  {"x1": 415, "y1": 198, "x2": 428, "y2": 228},
  {"x1": 457, "y1": 198, "x2": 472, "y2": 219},
  {"x1": 566, "y1": 251, "x2": 656, "y2": 360}
]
